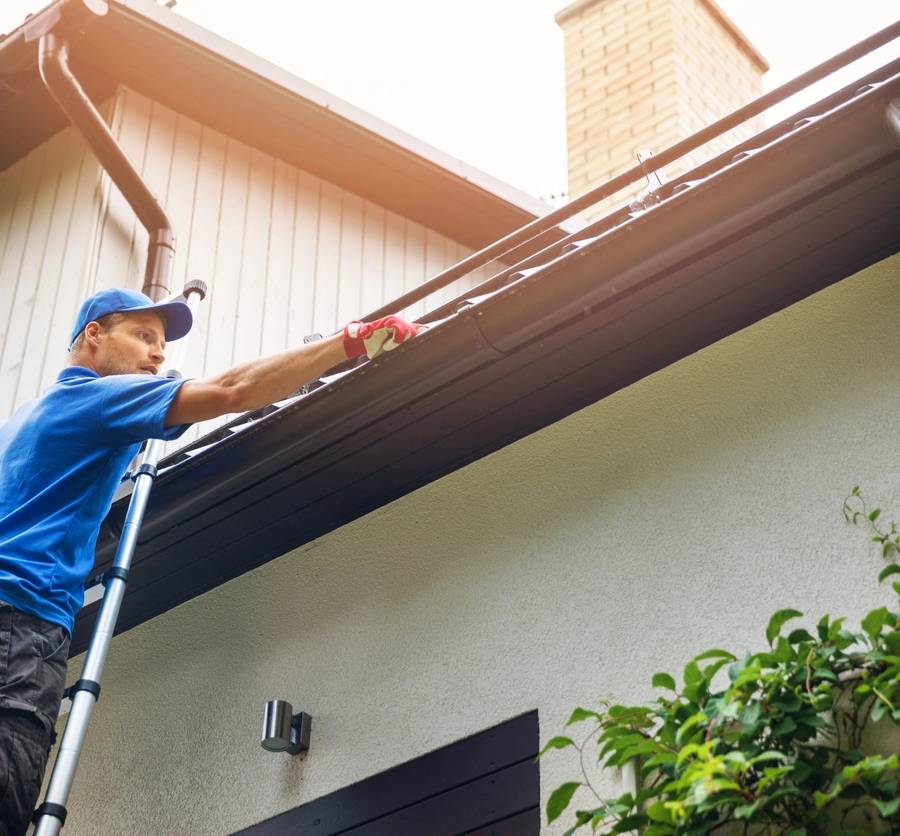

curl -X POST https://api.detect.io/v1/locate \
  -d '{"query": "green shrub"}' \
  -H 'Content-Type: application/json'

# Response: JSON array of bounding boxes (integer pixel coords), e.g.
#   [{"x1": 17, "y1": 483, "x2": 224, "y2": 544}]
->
[{"x1": 542, "y1": 488, "x2": 900, "y2": 835}]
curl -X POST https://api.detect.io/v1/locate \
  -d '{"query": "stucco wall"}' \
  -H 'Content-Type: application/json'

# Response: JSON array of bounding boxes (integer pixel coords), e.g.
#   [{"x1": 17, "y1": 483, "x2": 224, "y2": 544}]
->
[{"x1": 55, "y1": 252, "x2": 899, "y2": 834}]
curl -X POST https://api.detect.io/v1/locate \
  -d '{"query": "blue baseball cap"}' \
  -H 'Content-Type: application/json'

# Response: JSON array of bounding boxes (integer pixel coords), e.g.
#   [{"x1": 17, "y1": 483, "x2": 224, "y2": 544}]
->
[{"x1": 69, "y1": 288, "x2": 193, "y2": 349}]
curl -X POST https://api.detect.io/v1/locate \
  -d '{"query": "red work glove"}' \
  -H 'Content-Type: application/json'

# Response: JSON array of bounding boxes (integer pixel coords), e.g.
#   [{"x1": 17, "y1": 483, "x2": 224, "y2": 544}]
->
[{"x1": 342, "y1": 316, "x2": 423, "y2": 360}]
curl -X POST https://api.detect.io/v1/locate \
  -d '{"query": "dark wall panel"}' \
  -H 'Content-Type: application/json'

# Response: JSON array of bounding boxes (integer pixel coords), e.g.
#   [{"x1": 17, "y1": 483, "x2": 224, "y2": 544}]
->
[{"x1": 232, "y1": 711, "x2": 539, "y2": 836}]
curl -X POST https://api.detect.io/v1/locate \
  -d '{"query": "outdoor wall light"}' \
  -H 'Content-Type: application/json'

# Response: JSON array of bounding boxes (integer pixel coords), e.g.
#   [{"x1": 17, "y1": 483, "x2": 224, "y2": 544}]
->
[{"x1": 261, "y1": 699, "x2": 311, "y2": 755}]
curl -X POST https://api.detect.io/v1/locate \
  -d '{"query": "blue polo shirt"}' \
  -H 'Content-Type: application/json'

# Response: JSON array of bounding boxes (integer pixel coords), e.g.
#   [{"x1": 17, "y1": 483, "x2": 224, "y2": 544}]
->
[{"x1": 0, "y1": 366, "x2": 190, "y2": 634}]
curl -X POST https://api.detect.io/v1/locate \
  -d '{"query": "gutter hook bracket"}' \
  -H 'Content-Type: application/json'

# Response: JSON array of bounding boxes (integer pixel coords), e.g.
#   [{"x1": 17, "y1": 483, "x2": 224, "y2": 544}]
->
[{"x1": 628, "y1": 149, "x2": 665, "y2": 213}]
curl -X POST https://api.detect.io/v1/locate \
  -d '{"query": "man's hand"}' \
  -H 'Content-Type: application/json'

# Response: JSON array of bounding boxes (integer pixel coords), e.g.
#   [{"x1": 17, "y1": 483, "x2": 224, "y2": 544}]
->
[{"x1": 343, "y1": 316, "x2": 423, "y2": 360}]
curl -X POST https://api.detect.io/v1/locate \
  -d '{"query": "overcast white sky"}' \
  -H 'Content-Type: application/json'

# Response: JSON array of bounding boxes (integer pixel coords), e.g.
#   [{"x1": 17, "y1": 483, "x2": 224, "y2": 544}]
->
[{"x1": 3, "y1": 1, "x2": 898, "y2": 200}]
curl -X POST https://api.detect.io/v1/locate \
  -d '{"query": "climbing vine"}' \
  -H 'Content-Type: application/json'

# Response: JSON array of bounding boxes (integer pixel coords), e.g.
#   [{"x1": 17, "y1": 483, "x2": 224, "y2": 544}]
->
[{"x1": 541, "y1": 487, "x2": 900, "y2": 834}]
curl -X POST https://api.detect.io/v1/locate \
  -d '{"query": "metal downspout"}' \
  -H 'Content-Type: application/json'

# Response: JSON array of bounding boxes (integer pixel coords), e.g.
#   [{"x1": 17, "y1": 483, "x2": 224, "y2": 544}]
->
[{"x1": 37, "y1": 30, "x2": 175, "y2": 301}]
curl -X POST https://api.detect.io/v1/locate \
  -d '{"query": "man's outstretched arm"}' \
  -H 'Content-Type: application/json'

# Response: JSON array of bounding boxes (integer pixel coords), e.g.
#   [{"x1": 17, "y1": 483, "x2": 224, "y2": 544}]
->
[
  {"x1": 164, "y1": 316, "x2": 420, "y2": 427},
  {"x1": 165, "y1": 333, "x2": 346, "y2": 427}
]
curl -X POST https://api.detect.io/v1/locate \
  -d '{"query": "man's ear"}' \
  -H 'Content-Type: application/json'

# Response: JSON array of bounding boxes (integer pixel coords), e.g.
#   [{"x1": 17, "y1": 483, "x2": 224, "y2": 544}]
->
[{"x1": 83, "y1": 320, "x2": 103, "y2": 346}]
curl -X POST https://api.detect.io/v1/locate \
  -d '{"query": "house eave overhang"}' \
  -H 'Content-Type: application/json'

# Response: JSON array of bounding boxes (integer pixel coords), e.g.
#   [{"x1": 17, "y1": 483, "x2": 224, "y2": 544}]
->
[
  {"x1": 0, "y1": 0, "x2": 566, "y2": 251},
  {"x1": 70, "y1": 66, "x2": 900, "y2": 655}
]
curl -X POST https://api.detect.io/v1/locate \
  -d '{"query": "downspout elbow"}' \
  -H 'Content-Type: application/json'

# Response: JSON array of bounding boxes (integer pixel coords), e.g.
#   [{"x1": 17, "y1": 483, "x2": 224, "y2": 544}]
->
[{"x1": 37, "y1": 31, "x2": 176, "y2": 300}]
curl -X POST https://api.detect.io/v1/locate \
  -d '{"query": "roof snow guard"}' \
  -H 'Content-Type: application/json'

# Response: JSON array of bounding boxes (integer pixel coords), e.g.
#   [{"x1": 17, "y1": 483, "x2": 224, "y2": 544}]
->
[{"x1": 71, "y1": 24, "x2": 900, "y2": 654}]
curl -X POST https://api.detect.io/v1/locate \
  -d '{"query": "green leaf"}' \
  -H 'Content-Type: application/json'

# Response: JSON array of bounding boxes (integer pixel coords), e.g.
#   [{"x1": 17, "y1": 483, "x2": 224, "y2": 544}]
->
[
  {"x1": 651, "y1": 672, "x2": 677, "y2": 691},
  {"x1": 617, "y1": 740, "x2": 662, "y2": 761},
  {"x1": 773, "y1": 635, "x2": 794, "y2": 663},
  {"x1": 683, "y1": 660, "x2": 702, "y2": 685},
  {"x1": 547, "y1": 782, "x2": 582, "y2": 824},
  {"x1": 701, "y1": 658, "x2": 733, "y2": 682},
  {"x1": 538, "y1": 736, "x2": 575, "y2": 758},
  {"x1": 870, "y1": 508, "x2": 881, "y2": 521},
  {"x1": 812, "y1": 667, "x2": 838, "y2": 683},
  {"x1": 693, "y1": 648, "x2": 736, "y2": 663},
  {"x1": 611, "y1": 814, "x2": 648, "y2": 833},
  {"x1": 644, "y1": 751, "x2": 677, "y2": 767},
  {"x1": 599, "y1": 733, "x2": 645, "y2": 760},
  {"x1": 566, "y1": 707, "x2": 600, "y2": 726},
  {"x1": 767, "y1": 609, "x2": 804, "y2": 646},
  {"x1": 772, "y1": 716, "x2": 797, "y2": 736},
  {"x1": 862, "y1": 607, "x2": 889, "y2": 639},
  {"x1": 878, "y1": 564, "x2": 900, "y2": 583},
  {"x1": 682, "y1": 681, "x2": 705, "y2": 704},
  {"x1": 740, "y1": 702, "x2": 761, "y2": 729},
  {"x1": 563, "y1": 808, "x2": 596, "y2": 836},
  {"x1": 873, "y1": 796, "x2": 900, "y2": 817},
  {"x1": 797, "y1": 713, "x2": 826, "y2": 730},
  {"x1": 771, "y1": 692, "x2": 800, "y2": 712},
  {"x1": 885, "y1": 631, "x2": 900, "y2": 655},
  {"x1": 787, "y1": 628, "x2": 815, "y2": 643},
  {"x1": 734, "y1": 801, "x2": 760, "y2": 819},
  {"x1": 676, "y1": 713, "x2": 707, "y2": 745},
  {"x1": 645, "y1": 801, "x2": 672, "y2": 823}
]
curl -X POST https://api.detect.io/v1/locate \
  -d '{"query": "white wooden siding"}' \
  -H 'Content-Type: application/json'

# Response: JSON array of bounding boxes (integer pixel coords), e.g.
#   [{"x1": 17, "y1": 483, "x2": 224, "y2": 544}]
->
[
  {"x1": 0, "y1": 110, "x2": 109, "y2": 418},
  {"x1": 0, "y1": 85, "x2": 505, "y2": 449}
]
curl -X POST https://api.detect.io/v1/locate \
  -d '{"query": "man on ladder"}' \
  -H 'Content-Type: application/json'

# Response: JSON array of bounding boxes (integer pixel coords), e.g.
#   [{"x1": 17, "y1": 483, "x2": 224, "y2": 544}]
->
[{"x1": 0, "y1": 286, "x2": 419, "y2": 835}]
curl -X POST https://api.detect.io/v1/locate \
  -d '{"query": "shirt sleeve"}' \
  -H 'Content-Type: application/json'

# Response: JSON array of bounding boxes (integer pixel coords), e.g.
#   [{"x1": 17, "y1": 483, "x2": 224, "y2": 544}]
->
[{"x1": 97, "y1": 374, "x2": 192, "y2": 446}]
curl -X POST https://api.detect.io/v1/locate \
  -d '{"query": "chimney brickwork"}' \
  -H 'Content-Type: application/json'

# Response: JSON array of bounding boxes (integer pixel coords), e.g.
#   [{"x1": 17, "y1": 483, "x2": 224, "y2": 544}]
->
[{"x1": 556, "y1": 0, "x2": 768, "y2": 219}]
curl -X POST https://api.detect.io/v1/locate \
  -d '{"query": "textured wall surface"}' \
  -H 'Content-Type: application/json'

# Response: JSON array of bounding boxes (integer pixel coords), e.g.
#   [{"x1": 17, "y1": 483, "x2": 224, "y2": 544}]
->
[
  {"x1": 558, "y1": 0, "x2": 765, "y2": 218},
  {"x1": 54, "y1": 252, "x2": 900, "y2": 834},
  {"x1": 0, "y1": 86, "x2": 500, "y2": 447}
]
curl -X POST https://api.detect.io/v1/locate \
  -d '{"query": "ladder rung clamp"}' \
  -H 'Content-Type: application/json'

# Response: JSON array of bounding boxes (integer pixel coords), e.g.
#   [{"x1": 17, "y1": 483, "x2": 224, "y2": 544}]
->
[
  {"x1": 103, "y1": 567, "x2": 129, "y2": 585},
  {"x1": 132, "y1": 462, "x2": 157, "y2": 480},
  {"x1": 69, "y1": 679, "x2": 101, "y2": 700},
  {"x1": 33, "y1": 802, "x2": 67, "y2": 825}
]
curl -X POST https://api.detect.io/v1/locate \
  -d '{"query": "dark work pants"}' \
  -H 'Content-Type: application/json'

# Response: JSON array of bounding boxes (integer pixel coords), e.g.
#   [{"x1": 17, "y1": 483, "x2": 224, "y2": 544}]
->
[{"x1": 0, "y1": 601, "x2": 69, "y2": 836}]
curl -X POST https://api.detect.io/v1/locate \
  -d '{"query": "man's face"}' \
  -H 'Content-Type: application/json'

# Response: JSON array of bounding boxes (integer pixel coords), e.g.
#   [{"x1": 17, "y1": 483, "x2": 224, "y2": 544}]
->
[{"x1": 92, "y1": 310, "x2": 167, "y2": 377}]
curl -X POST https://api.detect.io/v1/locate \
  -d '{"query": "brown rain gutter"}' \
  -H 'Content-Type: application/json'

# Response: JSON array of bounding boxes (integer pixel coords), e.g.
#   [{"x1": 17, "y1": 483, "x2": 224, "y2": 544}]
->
[
  {"x1": 35, "y1": 6, "x2": 175, "y2": 301},
  {"x1": 0, "y1": 0, "x2": 102, "y2": 75}
]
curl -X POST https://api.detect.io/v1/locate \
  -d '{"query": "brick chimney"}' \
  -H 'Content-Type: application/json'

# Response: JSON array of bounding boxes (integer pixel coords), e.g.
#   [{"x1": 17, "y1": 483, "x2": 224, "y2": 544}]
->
[{"x1": 556, "y1": 0, "x2": 768, "y2": 218}]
